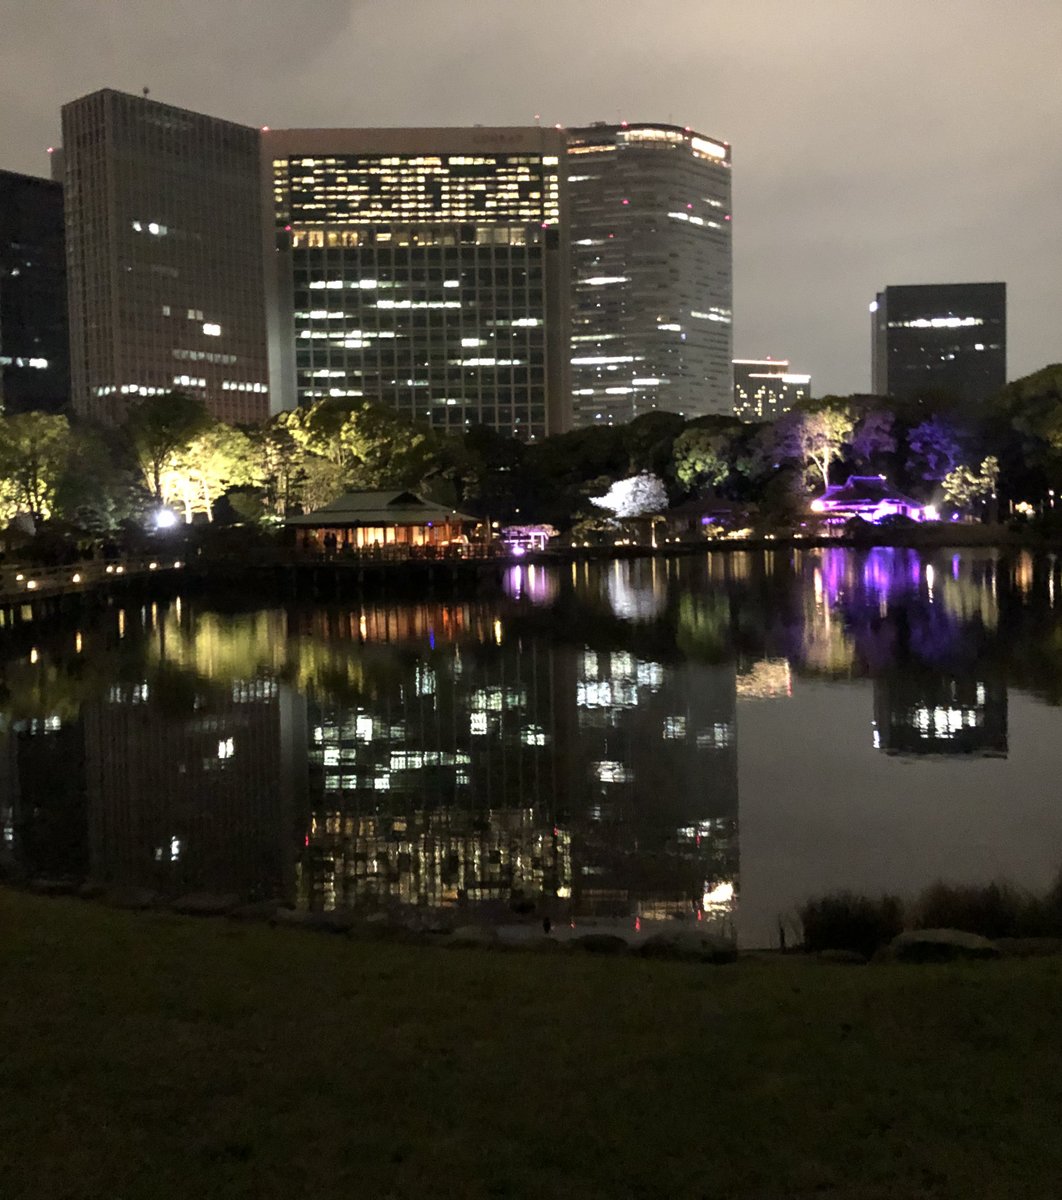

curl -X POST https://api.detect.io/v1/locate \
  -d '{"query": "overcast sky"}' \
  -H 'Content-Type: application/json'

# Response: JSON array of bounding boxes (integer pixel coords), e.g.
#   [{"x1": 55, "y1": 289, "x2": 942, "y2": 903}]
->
[{"x1": 2, "y1": 0, "x2": 1060, "y2": 395}]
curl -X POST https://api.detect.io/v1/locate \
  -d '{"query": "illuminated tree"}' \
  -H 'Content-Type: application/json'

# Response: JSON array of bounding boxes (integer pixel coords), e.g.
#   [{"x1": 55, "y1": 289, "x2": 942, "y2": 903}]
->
[
  {"x1": 590, "y1": 472, "x2": 667, "y2": 518},
  {"x1": 124, "y1": 391, "x2": 212, "y2": 500},
  {"x1": 772, "y1": 403, "x2": 854, "y2": 490},
  {"x1": 0, "y1": 411, "x2": 75, "y2": 521},
  {"x1": 942, "y1": 456, "x2": 999, "y2": 513},
  {"x1": 671, "y1": 427, "x2": 730, "y2": 492},
  {"x1": 850, "y1": 408, "x2": 896, "y2": 466},
  {"x1": 907, "y1": 416, "x2": 962, "y2": 482},
  {"x1": 160, "y1": 425, "x2": 255, "y2": 522}
]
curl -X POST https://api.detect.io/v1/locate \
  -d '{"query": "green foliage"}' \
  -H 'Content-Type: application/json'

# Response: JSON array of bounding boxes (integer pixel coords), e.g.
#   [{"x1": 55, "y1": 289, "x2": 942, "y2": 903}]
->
[
  {"x1": 0, "y1": 411, "x2": 75, "y2": 521},
  {"x1": 942, "y1": 455, "x2": 999, "y2": 512},
  {"x1": 123, "y1": 392, "x2": 212, "y2": 500},
  {"x1": 671, "y1": 426, "x2": 730, "y2": 493}
]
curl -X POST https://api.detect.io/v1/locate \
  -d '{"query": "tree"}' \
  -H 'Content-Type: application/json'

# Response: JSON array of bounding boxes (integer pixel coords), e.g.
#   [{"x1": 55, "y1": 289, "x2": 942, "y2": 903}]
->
[
  {"x1": 771, "y1": 403, "x2": 854, "y2": 490},
  {"x1": 907, "y1": 416, "x2": 962, "y2": 483},
  {"x1": 850, "y1": 408, "x2": 896, "y2": 466},
  {"x1": 124, "y1": 392, "x2": 212, "y2": 501},
  {"x1": 942, "y1": 456, "x2": 999, "y2": 514},
  {"x1": 622, "y1": 410, "x2": 685, "y2": 475},
  {"x1": 160, "y1": 425, "x2": 255, "y2": 523},
  {"x1": 0, "y1": 412, "x2": 75, "y2": 521},
  {"x1": 671, "y1": 427, "x2": 730, "y2": 493},
  {"x1": 53, "y1": 430, "x2": 146, "y2": 533},
  {"x1": 590, "y1": 472, "x2": 667, "y2": 518}
]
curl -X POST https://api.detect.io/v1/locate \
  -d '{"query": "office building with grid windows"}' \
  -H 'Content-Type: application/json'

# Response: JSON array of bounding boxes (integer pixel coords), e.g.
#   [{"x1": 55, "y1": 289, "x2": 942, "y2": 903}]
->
[
  {"x1": 60, "y1": 89, "x2": 269, "y2": 424},
  {"x1": 733, "y1": 358, "x2": 811, "y2": 421},
  {"x1": 871, "y1": 282, "x2": 1006, "y2": 404},
  {"x1": 566, "y1": 123, "x2": 733, "y2": 426},
  {"x1": 263, "y1": 127, "x2": 571, "y2": 439},
  {"x1": 0, "y1": 169, "x2": 69, "y2": 415}
]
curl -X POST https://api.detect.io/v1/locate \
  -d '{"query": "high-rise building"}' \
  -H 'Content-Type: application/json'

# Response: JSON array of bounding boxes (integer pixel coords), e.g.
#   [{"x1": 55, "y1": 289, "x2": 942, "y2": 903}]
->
[
  {"x1": 60, "y1": 88, "x2": 269, "y2": 424},
  {"x1": 263, "y1": 127, "x2": 570, "y2": 440},
  {"x1": 871, "y1": 282, "x2": 1006, "y2": 404},
  {"x1": 733, "y1": 358, "x2": 810, "y2": 421},
  {"x1": 0, "y1": 169, "x2": 69, "y2": 415},
  {"x1": 566, "y1": 122, "x2": 733, "y2": 426}
]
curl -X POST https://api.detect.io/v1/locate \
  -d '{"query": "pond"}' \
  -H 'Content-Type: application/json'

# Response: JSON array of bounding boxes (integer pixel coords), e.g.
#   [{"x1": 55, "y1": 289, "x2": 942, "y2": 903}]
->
[{"x1": 3, "y1": 546, "x2": 1061, "y2": 948}]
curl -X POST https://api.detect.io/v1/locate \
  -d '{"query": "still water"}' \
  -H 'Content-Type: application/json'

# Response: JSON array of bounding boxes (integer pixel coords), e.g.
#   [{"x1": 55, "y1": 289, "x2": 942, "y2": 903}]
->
[{"x1": 3, "y1": 547, "x2": 1061, "y2": 948}]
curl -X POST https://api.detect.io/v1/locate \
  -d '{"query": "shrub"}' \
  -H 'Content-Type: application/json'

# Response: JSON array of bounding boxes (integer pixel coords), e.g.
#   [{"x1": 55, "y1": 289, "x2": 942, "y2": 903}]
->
[
  {"x1": 797, "y1": 891, "x2": 904, "y2": 958},
  {"x1": 912, "y1": 880, "x2": 1054, "y2": 939}
]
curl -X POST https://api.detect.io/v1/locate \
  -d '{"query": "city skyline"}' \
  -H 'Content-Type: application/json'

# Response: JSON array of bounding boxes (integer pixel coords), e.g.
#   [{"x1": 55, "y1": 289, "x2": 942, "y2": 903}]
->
[{"x1": 2, "y1": 1, "x2": 1059, "y2": 398}]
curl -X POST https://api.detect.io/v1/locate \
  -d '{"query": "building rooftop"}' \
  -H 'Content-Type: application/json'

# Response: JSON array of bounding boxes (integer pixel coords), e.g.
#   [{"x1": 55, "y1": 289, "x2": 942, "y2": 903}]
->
[{"x1": 287, "y1": 490, "x2": 477, "y2": 527}]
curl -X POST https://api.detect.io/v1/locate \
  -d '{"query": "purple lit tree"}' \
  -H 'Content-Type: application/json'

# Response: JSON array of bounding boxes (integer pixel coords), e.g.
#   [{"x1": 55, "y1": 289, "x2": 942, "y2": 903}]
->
[{"x1": 907, "y1": 416, "x2": 962, "y2": 483}]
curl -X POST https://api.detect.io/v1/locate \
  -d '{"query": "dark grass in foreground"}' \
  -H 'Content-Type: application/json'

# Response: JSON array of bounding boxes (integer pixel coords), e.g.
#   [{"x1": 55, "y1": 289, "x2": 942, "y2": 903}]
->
[{"x1": 3, "y1": 894, "x2": 1062, "y2": 1200}]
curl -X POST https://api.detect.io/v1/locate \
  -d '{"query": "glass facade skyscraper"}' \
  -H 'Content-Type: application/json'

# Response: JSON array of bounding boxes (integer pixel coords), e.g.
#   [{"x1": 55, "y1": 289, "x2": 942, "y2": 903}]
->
[
  {"x1": 566, "y1": 123, "x2": 733, "y2": 426},
  {"x1": 0, "y1": 169, "x2": 68, "y2": 415},
  {"x1": 733, "y1": 358, "x2": 810, "y2": 421},
  {"x1": 60, "y1": 89, "x2": 269, "y2": 424},
  {"x1": 263, "y1": 128, "x2": 571, "y2": 440},
  {"x1": 871, "y1": 282, "x2": 1006, "y2": 404}
]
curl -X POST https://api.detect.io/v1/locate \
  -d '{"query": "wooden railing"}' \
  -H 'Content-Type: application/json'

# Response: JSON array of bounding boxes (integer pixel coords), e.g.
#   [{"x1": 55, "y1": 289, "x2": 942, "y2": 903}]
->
[{"x1": 0, "y1": 557, "x2": 185, "y2": 604}]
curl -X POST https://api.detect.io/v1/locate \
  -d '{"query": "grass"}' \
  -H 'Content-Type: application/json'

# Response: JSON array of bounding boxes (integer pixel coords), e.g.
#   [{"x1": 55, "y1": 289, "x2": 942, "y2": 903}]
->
[{"x1": 3, "y1": 892, "x2": 1062, "y2": 1199}]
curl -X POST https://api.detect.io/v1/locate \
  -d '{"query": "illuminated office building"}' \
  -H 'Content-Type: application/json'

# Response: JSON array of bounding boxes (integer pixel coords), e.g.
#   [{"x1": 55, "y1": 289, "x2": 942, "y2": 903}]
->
[
  {"x1": 60, "y1": 88, "x2": 269, "y2": 423},
  {"x1": 263, "y1": 127, "x2": 570, "y2": 439},
  {"x1": 566, "y1": 122, "x2": 733, "y2": 425},
  {"x1": 871, "y1": 282, "x2": 1006, "y2": 403},
  {"x1": 0, "y1": 169, "x2": 69, "y2": 414},
  {"x1": 733, "y1": 358, "x2": 810, "y2": 421}
]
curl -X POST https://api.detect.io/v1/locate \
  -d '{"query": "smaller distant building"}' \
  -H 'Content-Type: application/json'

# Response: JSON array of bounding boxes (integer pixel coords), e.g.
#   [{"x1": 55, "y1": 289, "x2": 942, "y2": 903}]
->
[
  {"x1": 810, "y1": 476, "x2": 931, "y2": 525},
  {"x1": 733, "y1": 358, "x2": 810, "y2": 421},
  {"x1": 871, "y1": 282, "x2": 1006, "y2": 404},
  {"x1": 287, "y1": 490, "x2": 479, "y2": 552}
]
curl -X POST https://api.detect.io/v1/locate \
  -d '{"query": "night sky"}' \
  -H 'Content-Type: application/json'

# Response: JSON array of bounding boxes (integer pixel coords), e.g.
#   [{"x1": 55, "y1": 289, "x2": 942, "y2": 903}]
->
[{"x1": 3, "y1": 0, "x2": 1060, "y2": 396}]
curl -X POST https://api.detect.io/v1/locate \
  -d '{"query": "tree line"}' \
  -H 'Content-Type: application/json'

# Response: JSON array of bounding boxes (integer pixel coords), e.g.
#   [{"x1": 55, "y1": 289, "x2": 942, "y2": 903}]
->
[{"x1": 2, "y1": 362, "x2": 1062, "y2": 540}]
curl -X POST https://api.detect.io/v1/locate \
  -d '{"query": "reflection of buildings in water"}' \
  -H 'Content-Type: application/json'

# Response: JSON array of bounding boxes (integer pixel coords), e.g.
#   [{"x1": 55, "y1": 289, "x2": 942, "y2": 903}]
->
[
  {"x1": 564, "y1": 646, "x2": 738, "y2": 926},
  {"x1": 603, "y1": 558, "x2": 668, "y2": 622},
  {"x1": 0, "y1": 717, "x2": 89, "y2": 880},
  {"x1": 301, "y1": 634, "x2": 740, "y2": 929},
  {"x1": 872, "y1": 673, "x2": 1008, "y2": 758},
  {"x1": 82, "y1": 679, "x2": 306, "y2": 897},
  {"x1": 302, "y1": 639, "x2": 569, "y2": 910}
]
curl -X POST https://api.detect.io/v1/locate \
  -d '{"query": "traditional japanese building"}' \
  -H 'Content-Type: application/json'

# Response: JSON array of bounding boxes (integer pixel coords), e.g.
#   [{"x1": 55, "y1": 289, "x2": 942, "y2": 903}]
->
[{"x1": 287, "y1": 490, "x2": 480, "y2": 552}]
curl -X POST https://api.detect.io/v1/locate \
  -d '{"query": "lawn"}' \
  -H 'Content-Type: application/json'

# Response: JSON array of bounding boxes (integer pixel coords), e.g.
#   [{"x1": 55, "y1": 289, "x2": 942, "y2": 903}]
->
[{"x1": 2, "y1": 890, "x2": 1061, "y2": 1199}]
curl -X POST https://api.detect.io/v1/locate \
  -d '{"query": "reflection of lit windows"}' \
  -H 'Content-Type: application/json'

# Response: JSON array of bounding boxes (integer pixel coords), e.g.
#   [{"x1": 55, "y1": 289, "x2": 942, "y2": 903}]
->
[
  {"x1": 582, "y1": 650, "x2": 599, "y2": 678},
  {"x1": 374, "y1": 776, "x2": 391, "y2": 790},
  {"x1": 415, "y1": 666, "x2": 436, "y2": 696},
  {"x1": 594, "y1": 760, "x2": 633, "y2": 783},
  {"x1": 470, "y1": 712, "x2": 488, "y2": 735},
  {"x1": 323, "y1": 747, "x2": 340, "y2": 767},
  {"x1": 662, "y1": 716, "x2": 686, "y2": 740},
  {"x1": 521, "y1": 725, "x2": 548, "y2": 747},
  {"x1": 217, "y1": 737, "x2": 234, "y2": 760},
  {"x1": 611, "y1": 651, "x2": 634, "y2": 677},
  {"x1": 636, "y1": 660, "x2": 663, "y2": 690},
  {"x1": 356, "y1": 714, "x2": 374, "y2": 741},
  {"x1": 696, "y1": 723, "x2": 734, "y2": 750}
]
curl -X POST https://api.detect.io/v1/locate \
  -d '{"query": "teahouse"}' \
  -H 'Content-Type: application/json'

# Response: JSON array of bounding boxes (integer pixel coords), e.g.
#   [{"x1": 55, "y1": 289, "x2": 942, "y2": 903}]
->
[
  {"x1": 288, "y1": 491, "x2": 480, "y2": 553},
  {"x1": 810, "y1": 476, "x2": 930, "y2": 524}
]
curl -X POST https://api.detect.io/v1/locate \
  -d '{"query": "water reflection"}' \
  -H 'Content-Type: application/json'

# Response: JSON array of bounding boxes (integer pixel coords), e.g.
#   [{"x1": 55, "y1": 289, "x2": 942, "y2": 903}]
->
[{"x1": 4, "y1": 548, "x2": 1062, "y2": 945}]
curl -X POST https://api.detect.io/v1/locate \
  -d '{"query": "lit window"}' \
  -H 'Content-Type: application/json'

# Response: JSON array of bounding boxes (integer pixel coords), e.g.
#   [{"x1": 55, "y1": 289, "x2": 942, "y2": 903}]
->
[{"x1": 202, "y1": 323, "x2": 221, "y2": 337}]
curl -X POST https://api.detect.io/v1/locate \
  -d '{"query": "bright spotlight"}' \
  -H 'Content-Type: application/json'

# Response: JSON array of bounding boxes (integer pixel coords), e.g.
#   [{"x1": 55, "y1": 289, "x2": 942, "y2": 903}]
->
[{"x1": 154, "y1": 509, "x2": 179, "y2": 530}]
